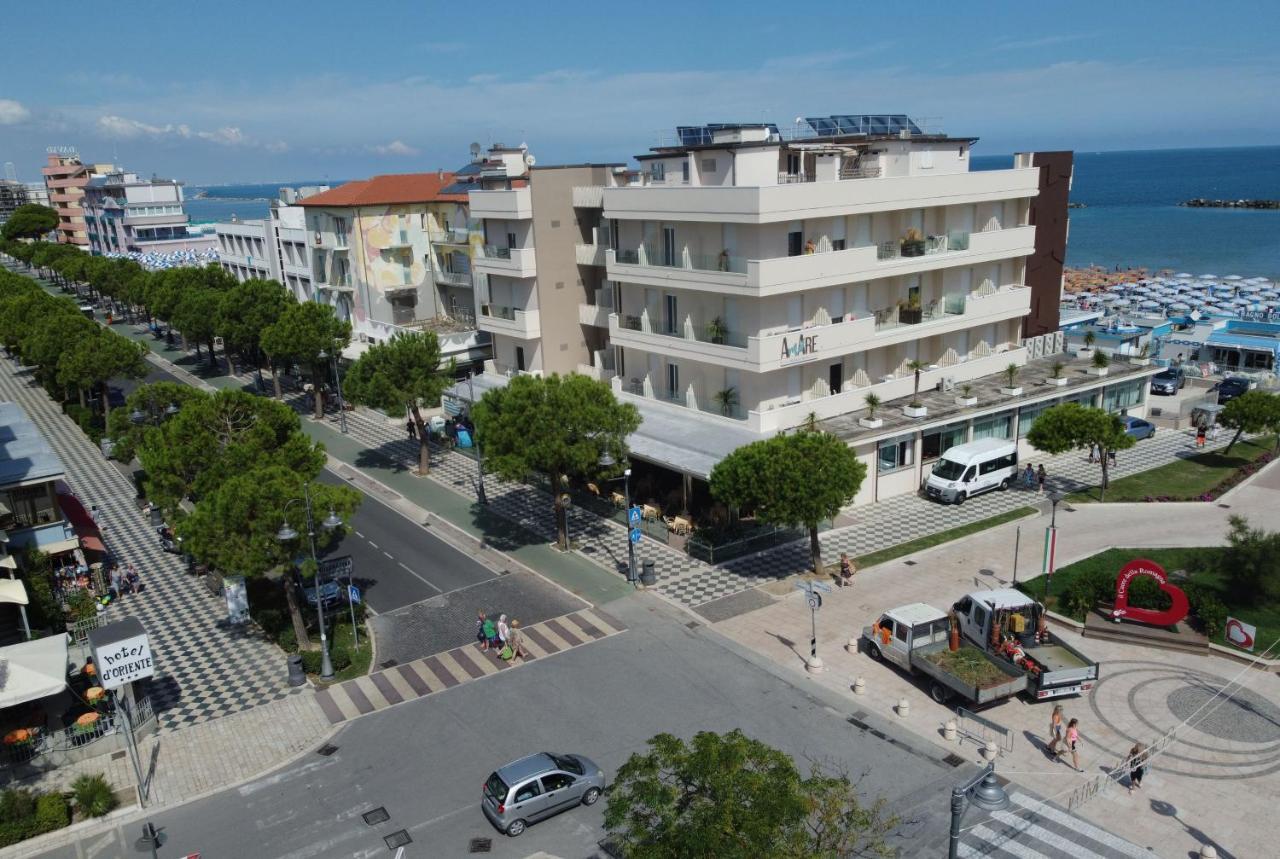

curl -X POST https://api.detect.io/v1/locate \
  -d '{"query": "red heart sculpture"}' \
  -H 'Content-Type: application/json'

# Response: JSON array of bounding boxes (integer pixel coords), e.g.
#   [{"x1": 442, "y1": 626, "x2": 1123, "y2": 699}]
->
[{"x1": 1111, "y1": 559, "x2": 1190, "y2": 626}]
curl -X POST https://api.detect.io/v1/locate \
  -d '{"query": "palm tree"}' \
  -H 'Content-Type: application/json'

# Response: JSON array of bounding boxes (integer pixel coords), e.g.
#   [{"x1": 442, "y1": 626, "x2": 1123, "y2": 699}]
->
[
  {"x1": 864, "y1": 392, "x2": 881, "y2": 419},
  {"x1": 907, "y1": 359, "x2": 926, "y2": 407}
]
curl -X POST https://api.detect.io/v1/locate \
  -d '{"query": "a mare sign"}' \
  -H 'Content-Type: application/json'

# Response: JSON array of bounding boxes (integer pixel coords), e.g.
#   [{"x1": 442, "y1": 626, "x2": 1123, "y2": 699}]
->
[
  {"x1": 781, "y1": 334, "x2": 819, "y2": 362},
  {"x1": 87, "y1": 617, "x2": 155, "y2": 691},
  {"x1": 1110, "y1": 559, "x2": 1190, "y2": 627}
]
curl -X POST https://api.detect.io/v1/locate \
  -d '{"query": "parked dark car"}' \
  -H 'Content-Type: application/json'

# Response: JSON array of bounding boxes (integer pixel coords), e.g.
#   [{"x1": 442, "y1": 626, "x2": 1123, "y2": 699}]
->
[
  {"x1": 1121, "y1": 416, "x2": 1156, "y2": 440},
  {"x1": 1149, "y1": 368, "x2": 1185, "y2": 395},
  {"x1": 1212, "y1": 377, "x2": 1250, "y2": 404}
]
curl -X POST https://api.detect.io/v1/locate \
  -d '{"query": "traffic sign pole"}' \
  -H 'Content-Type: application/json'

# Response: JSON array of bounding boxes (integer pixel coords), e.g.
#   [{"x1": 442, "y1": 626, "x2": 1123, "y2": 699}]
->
[{"x1": 347, "y1": 584, "x2": 359, "y2": 649}]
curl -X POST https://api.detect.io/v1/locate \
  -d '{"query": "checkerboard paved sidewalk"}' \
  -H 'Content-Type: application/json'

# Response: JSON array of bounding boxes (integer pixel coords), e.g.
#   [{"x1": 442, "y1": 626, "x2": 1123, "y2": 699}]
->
[{"x1": 0, "y1": 358, "x2": 300, "y2": 733}]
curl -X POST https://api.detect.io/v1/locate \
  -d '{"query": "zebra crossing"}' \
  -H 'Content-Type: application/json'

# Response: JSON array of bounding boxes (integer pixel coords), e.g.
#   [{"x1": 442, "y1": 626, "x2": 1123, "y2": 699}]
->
[
  {"x1": 959, "y1": 792, "x2": 1151, "y2": 859},
  {"x1": 314, "y1": 607, "x2": 625, "y2": 724}
]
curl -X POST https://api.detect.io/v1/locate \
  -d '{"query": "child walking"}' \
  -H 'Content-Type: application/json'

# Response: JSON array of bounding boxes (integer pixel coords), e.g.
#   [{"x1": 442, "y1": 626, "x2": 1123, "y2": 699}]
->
[
  {"x1": 1047, "y1": 704, "x2": 1065, "y2": 757},
  {"x1": 1066, "y1": 718, "x2": 1083, "y2": 772}
]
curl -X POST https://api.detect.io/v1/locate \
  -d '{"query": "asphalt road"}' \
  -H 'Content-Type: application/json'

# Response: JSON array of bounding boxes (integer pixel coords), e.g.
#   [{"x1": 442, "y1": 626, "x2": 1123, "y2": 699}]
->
[
  {"x1": 112, "y1": 361, "x2": 494, "y2": 614},
  {"x1": 33, "y1": 597, "x2": 965, "y2": 859},
  {"x1": 314, "y1": 470, "x2": 495, "y2": 613}
]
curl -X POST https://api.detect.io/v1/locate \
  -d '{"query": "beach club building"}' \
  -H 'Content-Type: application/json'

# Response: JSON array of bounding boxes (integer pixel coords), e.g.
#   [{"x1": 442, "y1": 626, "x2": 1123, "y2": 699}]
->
[
  {"x1": 296, "y1": 172, "x2": 490, "y2": 370},
  {"x1": 453, "y1": 116, "x2": 1158, "y2": 506}
]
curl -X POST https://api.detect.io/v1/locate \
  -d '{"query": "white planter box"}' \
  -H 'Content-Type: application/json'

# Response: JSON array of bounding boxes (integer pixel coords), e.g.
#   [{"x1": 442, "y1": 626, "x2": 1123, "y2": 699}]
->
[
  {"x1": 1000, "y1": 386, "x2": 1023, "y2": 397},
  {"x1": 1092, "y1": 367, "x2": 1109, "y2": 377},
  {"x1": 954, "y1": 396, "x2": 977, "y2": 407},
  {"x1": 1130, "y1": 358, "x2": 1151, "y2": 367},
  {"x1": 903, "y1": 404, "x2": 928, "y2": 418},
  {"x1": 1077, "y1": 347, "x2": 1095, "y2": 358},
  {"x1": 858, "y1": 417, "x2": 883, "y2": 429},
  {"x1": 1047, "y1": 376, "x2": 1069, "y2": 387}
]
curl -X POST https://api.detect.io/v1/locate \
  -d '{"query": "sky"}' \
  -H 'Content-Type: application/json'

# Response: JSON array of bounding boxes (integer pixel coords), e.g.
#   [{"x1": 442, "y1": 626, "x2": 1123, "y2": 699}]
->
[{"x1": 2, "y1": 0, "x2": 1278, "y2": 185}]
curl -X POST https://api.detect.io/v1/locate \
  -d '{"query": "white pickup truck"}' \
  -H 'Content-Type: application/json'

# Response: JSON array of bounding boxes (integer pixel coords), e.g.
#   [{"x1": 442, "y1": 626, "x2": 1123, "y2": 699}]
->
[
  {"x1": 862, "y1": 603, "x2": 1027, "y2": 706},
  {"x1": 952, "y1": 589, "x2": 1099, "y2": 700}
]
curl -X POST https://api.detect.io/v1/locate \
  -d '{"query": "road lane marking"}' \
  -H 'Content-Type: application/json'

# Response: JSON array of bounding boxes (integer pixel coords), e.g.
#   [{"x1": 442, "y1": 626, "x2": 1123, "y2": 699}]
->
[
  {"x1": 394, "y1": 561, "x2": 442, "y2": 593},
  {"x1": 383, "y1": 550, "x2": 394, "y2": 559},
  {"x1": 367, "y1": 540, "x2": 378, "y2": 549},
  {"x1": 354, "y1": 531, "x2": 365, "y2": 538}
]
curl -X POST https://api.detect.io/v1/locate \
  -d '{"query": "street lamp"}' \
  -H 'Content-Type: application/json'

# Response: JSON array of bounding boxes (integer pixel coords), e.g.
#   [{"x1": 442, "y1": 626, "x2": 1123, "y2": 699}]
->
[
  {"x1": 599, "y1": 451, "x2": 636, "y2": 583},
  {"x1": 948, "y1": 763, "x2": 1011, "y2": 859},
  {"x1": 130, "y1": 401, "x2": 180, "y2": 426},
  {"x1": 276, "y1": 484, "x2": 343, "y2": 680},
  {"x1": 318, "y1": 348, "x2": 348, "y2": 434},
  {"x1": 1045, "y1": 490, "x2": 1064, "y2": 603},
  {"x1": 467, "y1": 372, "x2": 486, "y2": 505}
]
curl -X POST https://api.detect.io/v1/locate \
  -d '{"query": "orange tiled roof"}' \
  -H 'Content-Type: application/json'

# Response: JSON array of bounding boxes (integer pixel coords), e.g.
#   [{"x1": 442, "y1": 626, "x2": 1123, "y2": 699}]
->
[{"x1": 297, "y1": 172, "x2": 466, "y2": 207}]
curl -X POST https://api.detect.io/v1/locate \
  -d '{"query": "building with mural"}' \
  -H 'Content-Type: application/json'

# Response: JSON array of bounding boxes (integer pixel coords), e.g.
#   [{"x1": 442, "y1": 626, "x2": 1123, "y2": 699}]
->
[{"x1": 296, "y1": 171, "x2": 489, "y2": 369}]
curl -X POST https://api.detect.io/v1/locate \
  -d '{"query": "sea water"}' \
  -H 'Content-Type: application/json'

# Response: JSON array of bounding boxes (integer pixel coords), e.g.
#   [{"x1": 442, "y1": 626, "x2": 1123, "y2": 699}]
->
[{"x1": 974, "y1": 145, "x2": 1280, "y2": 276}]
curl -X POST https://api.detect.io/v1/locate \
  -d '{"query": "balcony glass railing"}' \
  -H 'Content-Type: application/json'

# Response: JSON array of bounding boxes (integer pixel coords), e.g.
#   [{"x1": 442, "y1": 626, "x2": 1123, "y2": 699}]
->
[
  {"x1": 482, "y1": 304, "x2": 516, "y2": 321},
  {"x1": 873, "y1": 295, "x2": 966, "y2": 330},
  {"x1": 876, "y1": 231, "x2": 971, "y2": 261},
  {"x1": 618, "y1": 314, "x2": 749, "y2": 348},
  {"x1": 615, "y1": 245, "x2": 748, "y2": 274},
  {"x1": 480, "y1": 245, "x2": 513, "y2": 260}
]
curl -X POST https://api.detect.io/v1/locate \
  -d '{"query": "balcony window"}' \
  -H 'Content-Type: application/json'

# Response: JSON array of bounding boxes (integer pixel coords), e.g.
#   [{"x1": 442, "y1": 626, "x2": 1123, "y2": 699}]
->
[
  {"x1": 1, "y1": 484, "x2": 59, "y2": 529},
  {"x1": 878, "y1": 434, "x2": 915, "y2": 473},
  {"x1": 973, "y1": 412, "x2": 1013, "y2": 441}
]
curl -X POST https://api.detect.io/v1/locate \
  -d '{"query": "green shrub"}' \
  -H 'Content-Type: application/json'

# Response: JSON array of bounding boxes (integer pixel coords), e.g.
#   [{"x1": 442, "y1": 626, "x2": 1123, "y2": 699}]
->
[
  {"x1": 65, "y1": 588, "x2": 99, "y2": 623},
  {"x1": 275, "y1": 625, "x2": 298, "y2": 653},
  {"x1": 71, "y1": 773, "x2": 117, "y2": 818},
  {"x1": 254, "y1": 608, "x2": 287, "y2": 638},
  {"x1": 32, "y1": 792, "x2": 69, "y2": 833},
  {"x1": 0, "y1": 788, "x2": 36, "y2": 822},
  {"x1": 1183, "y1": 583, "x2": 1228, "y2": 640},
  {"x1": 329, "y1": 645, "x2": 352, "y2": 672},
  {"x1": 1127, "y1": 575, "x2": 1172, "y2": 611},
  {"x1": 0, "y1": 819, "x2": 33, "y2": 848},
  {"x1": 62, "y1": 402, "x2": 104, "y2": 445},
  {"x1": 300, "y1": 649, "x2": 323, "y2": 675},
  {"x1": 1058, "y1": 566, "x2": 1113, "y2": 619}
]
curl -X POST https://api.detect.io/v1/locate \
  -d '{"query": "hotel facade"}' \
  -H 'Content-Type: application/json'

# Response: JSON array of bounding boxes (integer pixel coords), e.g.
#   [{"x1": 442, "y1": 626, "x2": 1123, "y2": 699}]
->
[
  {"x1": 81, "y1": 169, "x2": 215, "y2": 256},
  {"x1": 459, "y1": 117, "x2": 1156, "y2": 505}
]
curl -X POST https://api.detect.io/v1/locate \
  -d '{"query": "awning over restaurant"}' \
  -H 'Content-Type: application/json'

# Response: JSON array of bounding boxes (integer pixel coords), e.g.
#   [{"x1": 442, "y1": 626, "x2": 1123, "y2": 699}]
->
[
  {"x1": 57, "y1": 494, "x2": 106, "y2": 554},
  {"x1": 0, "y1": 633, "x2": 69, "y2": 708}
]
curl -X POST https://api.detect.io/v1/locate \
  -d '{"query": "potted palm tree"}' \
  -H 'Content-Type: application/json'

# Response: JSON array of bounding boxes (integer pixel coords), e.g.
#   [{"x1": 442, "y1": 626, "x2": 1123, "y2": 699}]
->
[
  {"x1": 713, "y1": 386, "x2": 739, "y2": 417},
  {"x1": 903, "y1": 360, "x2": 928, "y2": 418},
  {"x1": 900, "y1": 227, "x2": 926, "y2": 258},
  {"x1": 859, "y1": 392, "x2": 883, "y2": 428},
  {"x1": 1078, "y1": 329, "x2": 1097, "y2": 358},
  {"x1": 1091, "y1": 350, "x2": 1111, "y2": 377},
  {"x1": 954, "y1": 383, "x2": 977, "y2": 407},
  {"x1": 704, "y1": 317, "x2": 729, "y2": 345},
  {"x1": 1001, "y1": 362, "x2": 1023, "y2": 396},
  {"x1": 1131, "y1": 342, "x2": 1151, "y2": 367},
  {"x1": 1047, "y1": 359, "x2": 1068, "y2": 386}
]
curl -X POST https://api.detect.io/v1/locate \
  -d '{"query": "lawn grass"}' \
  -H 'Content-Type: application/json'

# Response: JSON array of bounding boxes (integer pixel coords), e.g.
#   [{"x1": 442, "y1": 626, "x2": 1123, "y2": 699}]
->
[
  {"x1": 1066, "y1": 435, "x2": 1276, "y2": 503},
  {"x1": 855, "y1": 506, "x2": 1038, "y2": 569},
  {"x1": 1018, "y1": 547, "x2": 1279, "y2": 654},
  {"x1": 327, "y1": 621, "x2": 373, "y2": 683}
]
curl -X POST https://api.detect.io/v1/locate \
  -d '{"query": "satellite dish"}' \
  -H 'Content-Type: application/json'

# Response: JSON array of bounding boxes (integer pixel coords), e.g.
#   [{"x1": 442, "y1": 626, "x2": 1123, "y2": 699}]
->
[
  {"x1": 469, "y1": 142, "x2": 481, "y2": 157},
  {"x1": 524, "y1": 153, "x2": 536, "y2": 167}
]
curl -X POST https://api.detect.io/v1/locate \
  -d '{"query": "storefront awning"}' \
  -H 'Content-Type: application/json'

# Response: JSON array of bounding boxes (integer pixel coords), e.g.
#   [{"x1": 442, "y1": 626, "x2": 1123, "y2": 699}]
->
[
  {"x1": 0, "y1": 579, "x2": 28, "y2": 605},
  {"x1": 0, "y1": 633, "x2": 69, "y2": 708},
  {"x1": 57, "y1": 494, "x2": 106, "y2": 554}
]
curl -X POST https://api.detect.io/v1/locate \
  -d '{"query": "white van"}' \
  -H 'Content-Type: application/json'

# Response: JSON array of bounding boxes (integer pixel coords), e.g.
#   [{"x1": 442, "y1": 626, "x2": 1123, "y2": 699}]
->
[{"x1": 924, "y1": 438, "x2": 1018, "y2": 504}]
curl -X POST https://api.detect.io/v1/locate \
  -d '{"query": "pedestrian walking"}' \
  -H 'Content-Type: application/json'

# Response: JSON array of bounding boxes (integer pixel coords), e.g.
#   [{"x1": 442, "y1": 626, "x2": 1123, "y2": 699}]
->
[
  {"x1": 1108, "y1": 448, "x2": 1117, "y2": 467},
  {"x1": 109, "y1": 565, "x2": 123, "y2": 598},
  {"x1": 1022, "y1": 464, "x2": 1035, "y2": 490},
  {"x1": 1209, "y1": 422, "x2": 1219, "y2": 442},
  {"x1": 90, "y1": 505, "x2": 100, "y2": 526},
  {"x1": 1126, "y1": 742, "x2": 1148, "y2": 793},
  {"x1": 407, "y1": 419, "x2": 417, "y2": 440},
  {"x1": 837, "y1": 552, "x2": 855, "y2": 587},
  {"x1": 476, "y1": 611, "x2": 489, "y2": 649},
  {"x1": 1196, "y1": 424, "x2": 1207, "y2": 448},
  {"x1": 1066, "y1": 718, "x2": 1083, "y2": 771},
  {"x1": 1047, "y1": 704, "x2": 1065, "y2": 757},
  {"x1": 483, "y1": 614, "x2": 499, "y2": 649},
  {"x1": 1087, "y1": 443, "x2": 1097, "y2": 464},
  {"x1": 506, "y1": 619, "x2": 526, "y2": 662},
  {"x1": 1037, "y1": 464, "x2": 1047, "y2": 493},
  {"x1": 496, "y1": 614, "x2": 510, "y2": 652}
]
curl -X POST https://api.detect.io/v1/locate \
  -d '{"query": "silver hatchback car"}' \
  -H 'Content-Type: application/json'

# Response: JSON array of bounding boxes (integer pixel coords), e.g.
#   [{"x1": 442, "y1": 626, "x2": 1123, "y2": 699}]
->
[{"x1": 482, "y1": 752, "x2": 606, "y2": 837}]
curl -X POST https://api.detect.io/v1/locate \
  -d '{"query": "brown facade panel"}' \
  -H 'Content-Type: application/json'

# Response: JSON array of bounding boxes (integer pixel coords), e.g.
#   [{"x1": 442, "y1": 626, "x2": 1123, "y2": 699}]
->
[{"x1": 1022, "y1": 151, "x2": 1073, "y2": 337}]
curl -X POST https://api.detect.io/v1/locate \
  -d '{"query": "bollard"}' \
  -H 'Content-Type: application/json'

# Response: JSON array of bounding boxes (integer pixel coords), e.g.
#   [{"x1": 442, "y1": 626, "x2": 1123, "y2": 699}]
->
[
  {"x1": 981, "y1": 740, "x2": 998, "y2": 761},
  {"x1": 845, "y1": 636, "x2": 859, "y2": 654},
  {"x1": 1200, "y1": 846, "x2": 1219, "y2": 859},
  {"x1": 896, "y1": 698, "x2": 910, "y2": 717},
  {"x1": 806, "y1": 655, "x2": 825, "y2": 674},
  {"x1": 943, "y1": 719, "x2": 957, "y2": 742},
  {"x1": 852, "y1": 676, "x2": 866, "y2": 695}
]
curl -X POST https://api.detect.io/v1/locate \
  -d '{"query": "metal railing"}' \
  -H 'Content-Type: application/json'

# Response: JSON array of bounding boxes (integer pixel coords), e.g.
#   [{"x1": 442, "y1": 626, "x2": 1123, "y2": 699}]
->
[
  {"x1": 615, "y1": 245, "x2": 748, "y2": 274},
  {"x1": 434, "y1": 267, "x2": 473, "y2": 286},
  {"x1": 428, "y1": 228, "x2": 471, "y2": 244},
  {"x1": 482, "y1": 304, "x2": 516, "y2": 321},
  {"x1": 1, "y1": 694, "x2": 155, "y2": 771},
  {"x1": 479, "y1": 245, "x2": 512, "y2": 260}
]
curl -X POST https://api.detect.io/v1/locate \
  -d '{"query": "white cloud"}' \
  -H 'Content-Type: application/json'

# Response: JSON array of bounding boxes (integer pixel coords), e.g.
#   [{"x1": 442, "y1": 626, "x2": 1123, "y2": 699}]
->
[
  {"x1": 98, "y1": 114, "x2": 172, "y2": 138},
  {"x1": 96, "y1": 114, "x2": 281, "y2": 151},
  {"x1": 371, "y1": 139, "x2": 419, "y2": 157},
  {"x1": 0, "y1": 99, "x2": 30, "y2": 125}
]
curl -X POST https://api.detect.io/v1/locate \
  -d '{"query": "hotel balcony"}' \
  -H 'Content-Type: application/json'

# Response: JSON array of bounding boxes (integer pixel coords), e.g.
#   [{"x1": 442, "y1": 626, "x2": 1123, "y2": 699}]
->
[
  {"x1": 432, "y1": 265, "x2": 475, "y2": 288},
  {"x1": 612, "y1": 346, "x2": 1032, "y2": 435},
  {"x1": 469, "y1": 187, "x2": 532, "y2": 220},
  {"x1": 607, "y1": 284, "x2": 1031, "y2": 373},
  {"x1": 473, "y1": 245, "x2": 536, "y2": 278},
  {"x1": 123, "y1": 213, "x2": 190, "y2": 228},
  {"x1": 45, "y1": 176, "x2": 87, "y2": 190},
  {"x1": 428, "y1": 228, "x2": 472, "y2": 245},
  {"x1": 478, "y1": 304, "x2": 541, "y2": 339},
  {"x1": 576, "y1": 350, "x2": 617, "y2": 381},
  {"x1": 575, "y1": 243, "x2": 607, "y2": 266},
  {"x1": 605, "y1": 226, "x2": 1035, "y2": 297},
  {"x1": 384, "y1": 230, "x2": 414, "y2": 250},
  {"x1": 577, "y1": 288, "x2": 615, "y2": 327},
  {"x1": 601, "y1": 166, "x2": 1040, "y2": 224},
  {"x1": 317, "y1": 278, "x2": 355, "y2": 294},
  {"x1": 48, "y1": 192, "x2": 82, "y2": 204}
]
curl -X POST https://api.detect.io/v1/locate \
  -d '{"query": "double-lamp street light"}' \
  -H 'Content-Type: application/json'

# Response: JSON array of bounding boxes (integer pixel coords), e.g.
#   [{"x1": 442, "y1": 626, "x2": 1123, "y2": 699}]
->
[
  {"x1": 598, "y1": 451, "x2": 636, "y2": 584},
  {"x1": 129, "y1": 401, "x2": 180, "y2": 426},
  {"x1": 276, "y1": 483, "x2": 343, "y2": 680},
  {"x1": 948, "y1": 762, "x2": 1012, "y2": 859}
]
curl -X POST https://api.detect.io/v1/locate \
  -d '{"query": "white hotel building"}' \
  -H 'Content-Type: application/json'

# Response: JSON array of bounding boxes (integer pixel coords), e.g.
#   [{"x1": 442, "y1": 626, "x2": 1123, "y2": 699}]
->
[{"x1": 461, "y1": 117, "x2": 1156, "y2": 506}]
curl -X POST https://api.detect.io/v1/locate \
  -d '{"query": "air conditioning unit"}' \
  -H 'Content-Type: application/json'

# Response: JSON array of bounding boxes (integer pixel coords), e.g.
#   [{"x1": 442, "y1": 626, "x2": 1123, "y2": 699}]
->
[{"x1": 937, "y1": 376, "x2": 956, "y2": 392}]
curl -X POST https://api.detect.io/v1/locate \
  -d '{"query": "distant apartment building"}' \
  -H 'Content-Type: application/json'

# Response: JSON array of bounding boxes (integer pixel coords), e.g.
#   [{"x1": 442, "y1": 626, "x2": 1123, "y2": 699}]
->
[
  {"x1": 297, "y1": 172, "x2": 489, "y2": 368},
  {"x1": 0, "y1": 180, "x2": 30, "y2": 225},
  {"x1": 468, "y1": 144, "x2": 623, "y2": 377},
  {"x1": 81, "y1": 169, "x2": 215, "y2": 256},
  {"x1": 41, "y1": 150, "x2": 116, "y2": 247},
  {"x1": 458, "y1": 117, "x2": 1152, "y2": 507},
  {"x1": 214, "y1": 186, "x2": 327, "y2": 302}
]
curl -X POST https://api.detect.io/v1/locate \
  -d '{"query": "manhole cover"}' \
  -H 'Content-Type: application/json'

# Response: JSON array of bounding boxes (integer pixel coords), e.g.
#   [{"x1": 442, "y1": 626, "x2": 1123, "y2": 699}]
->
[
  {"x1": 379, "y1": 659, "x2": 398, "y2": 670},
  {"x1": 903, "y1": 560, "x2": 917, "y2": 567},
  {"x1": 316, "y1": 744, "x2": 339, "y2": 757},
  {"x1": 942, "y1": 753, "x2": 966, "y2": 768},
  {"x1": 111, "y1": 751, "x2": 126, "y2": 761},
  {"x1": 468, "y1": 837, "x2": 492, "y2": 853},
  {"x1": 1167, "y1": 684, "x2": 1280, "y2": 743},
  {"x1": 362, "y1": 807, "x2": 390, "y2": 826},
  {"x1": 383, "y1": 830, "x2": 412, "y2": 849}
]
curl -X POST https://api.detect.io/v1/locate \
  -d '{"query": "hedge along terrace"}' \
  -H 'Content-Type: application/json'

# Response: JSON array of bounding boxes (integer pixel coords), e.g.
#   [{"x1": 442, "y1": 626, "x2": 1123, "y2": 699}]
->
[
  {"x1": 0, "y1": 264, "x2": 149, "y2": 442},
  {"x1": 1016, "y1": 515, "x2": 1280, "y2": 653}
]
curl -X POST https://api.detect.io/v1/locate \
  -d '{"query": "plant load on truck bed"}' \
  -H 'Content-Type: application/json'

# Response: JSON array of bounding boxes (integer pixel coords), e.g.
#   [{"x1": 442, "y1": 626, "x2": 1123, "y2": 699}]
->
[{"x1": 924, "y1": 646, "x2": 1011, "y2": 689}]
